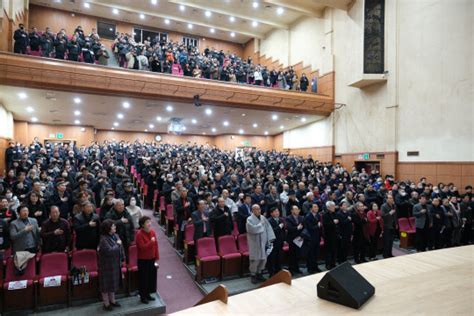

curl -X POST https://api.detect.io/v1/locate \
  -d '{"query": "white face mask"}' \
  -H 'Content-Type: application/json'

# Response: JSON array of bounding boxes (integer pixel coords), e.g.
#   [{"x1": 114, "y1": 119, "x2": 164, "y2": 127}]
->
[
  {"x1": 130, "y1": 200, "x2": 137, "y2": 207},
  {"x1": 6, "y1": 193, "x2": 13, "y2": 199}
]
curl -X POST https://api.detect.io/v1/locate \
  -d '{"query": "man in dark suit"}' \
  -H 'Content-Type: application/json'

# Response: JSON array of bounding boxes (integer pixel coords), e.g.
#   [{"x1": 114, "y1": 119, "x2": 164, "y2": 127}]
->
[
  {"x1": 13, "y1": 23, "x2": 29, "y2": 54},
  {"x1": 303, "y1": 203, "x2": 322, "y2": 273},
  {"x1": 191, "y1": 200, "x2": 210, "y2": 243},
  {"x1": 237, "y1": 194, "x2": 252, "y2": 234},
  {"x1": 412, "y1": 194, "x2": 432, "y2": 252},
  {"x1": 352, "y1": 202, "x2": 369, "y2": 263},
  {"x1": 381, "y1": 194, "x2": 398, "y2": 258},
  {"x1": 266, "y1": 207, "x2": 285, "y2": 276},
  {"x1": 286, "y1": 205, "x2": 304, "y2": 274},
  {"x1": 209, "y1": 197, "x2": 232, "y2": 241},
  {"x1": 265, "y1": 185, "x2": 280, "y2": 216},
  {"x1": 174, "y1": 188, "x2": 194, "y2": 250},
  {"x1": 323, "y1": 201, "x2": 340, "y2": 270},
  {"x1": 337, "y1": 201, "x2": 353, "y2": 263}
]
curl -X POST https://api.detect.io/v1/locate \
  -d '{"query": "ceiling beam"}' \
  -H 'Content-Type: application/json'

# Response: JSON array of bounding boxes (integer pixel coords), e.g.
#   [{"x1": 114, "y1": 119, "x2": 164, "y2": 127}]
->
[
  {"x1": 90, "y1": 1, "x2": 263, "y2": 39},
  {"x1": 262, "y1": 0, "x2": 323, "y2": 17},
  {"x1": 168, "y1": 0, "x2": 289, "y2": 29}
]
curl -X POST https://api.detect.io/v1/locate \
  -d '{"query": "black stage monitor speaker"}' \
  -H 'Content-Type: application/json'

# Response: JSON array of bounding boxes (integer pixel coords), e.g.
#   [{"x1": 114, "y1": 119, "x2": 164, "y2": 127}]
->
[{"x1": 317, "y1": 262, "x2": 375, "y2": 309}]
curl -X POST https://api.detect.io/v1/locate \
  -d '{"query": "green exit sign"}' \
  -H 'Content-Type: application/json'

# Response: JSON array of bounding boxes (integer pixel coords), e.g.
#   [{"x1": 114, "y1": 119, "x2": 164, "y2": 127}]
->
[
  {"x1": 56, "y1": 133, "x2": 64, "y2": 139},
  {"x1": 358, "y1": 153, "x2": 370, "y2": 160}
]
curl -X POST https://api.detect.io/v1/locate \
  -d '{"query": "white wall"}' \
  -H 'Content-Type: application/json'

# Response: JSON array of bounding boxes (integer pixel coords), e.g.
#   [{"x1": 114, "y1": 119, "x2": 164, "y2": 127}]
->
[
  {"x1": 0, "y1": 104, "x2": 14, "y2": 139},
  {"x1": 283, "y1": 117, "x2": 333, "y2": 149},
  {"x1": 259, "y1": 28, "x2": 290, "y2": 66}
]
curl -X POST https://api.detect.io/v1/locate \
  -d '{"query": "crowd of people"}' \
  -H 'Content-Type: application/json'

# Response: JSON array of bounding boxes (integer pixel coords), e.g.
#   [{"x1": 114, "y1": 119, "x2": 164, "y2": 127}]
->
[
  {"x1": 13, "y1": 24, "x2": 316, "y2": 92},
  {"x1": 1, "y1": 139, "x2": 472, "y2": 288}
]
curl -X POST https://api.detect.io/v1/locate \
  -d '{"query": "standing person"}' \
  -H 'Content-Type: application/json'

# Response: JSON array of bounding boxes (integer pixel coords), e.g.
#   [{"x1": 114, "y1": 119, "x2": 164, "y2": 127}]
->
[
  {"x1": 412, "y1": 194, "x2": 432, "y2": 252},
  {"x1": 448, "y1": 196, "x2": 462, "y2": 246},
  {"x1": 135, "y1": 216, "x2": 159, "y2": 304},
  {"x1": 105, "y1": 199, "x2": 135, "y2": 251},
  {"x1": 209, "y1": 197, "x2": 232, "y2": 241},
  {"x1": 381, "y1": 194, "x2": 398, "y2": 258},
  {"x1": 429, "y1": 198, "x2": 445, "y2": 249},
  {"x1": 191, "y1": 200, "x2": 211, "y2": 243},
  {"x1": 173, "y1": 188, "x2": 194, "y2": 250},
  {"x1": 98, "y1": 219, "x2": 124, "y2": 311},
  {"x1": 246, "y1": 204, "x2": 275, "y2": 284},
  {"x1": 286, "y1": 205, "x2": 304, "y2": 274},
  {"x1": 237, "y1": 194, "x2": 252, "y2": 234},
  {"x1": 266, "y1": 207, "x2": 285, "y2": 276},
  {"x1": 73, "y1": 202, "x2": 100, "y2": 250},
  {"x1": 352, "y1": 202, "x2": 369, "y2": 263},
  {"x1": 41, "y1": 205, "x2": 71, "y2": 253},
  {"x1": 323, "y1": 201, "x2": 340, "y2": 270},
  {"x1": 337, "y1": 202, "x2": 352, "y2": 263},
  {"x1": 126, "y1": 197, "x2": 143, "y2": 229},
  {"x1": 300, "y1": 73, "x2": 309, "y2": 92},
  {"x1": 9, "y1": 205, "x2": 40, "y2": 253},
  {"x1": 367, "y1": 203, "x2": 383, "y2": 260},
  {"x1": 303, "y1": 203, "x2": 322, "y2": 273},
  {"x1": 13, "y1": 23, "x2": 29, "y2": 54}
]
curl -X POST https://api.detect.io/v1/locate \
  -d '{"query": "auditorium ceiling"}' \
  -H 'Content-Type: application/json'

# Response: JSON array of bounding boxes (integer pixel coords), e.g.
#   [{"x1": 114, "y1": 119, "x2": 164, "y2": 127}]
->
[
  {"x1": 31, "y1": 0, "x2": 353, "y2": 44},
  {"x1": 0, "y1": 86, "x2": 325, "y2": 136}
]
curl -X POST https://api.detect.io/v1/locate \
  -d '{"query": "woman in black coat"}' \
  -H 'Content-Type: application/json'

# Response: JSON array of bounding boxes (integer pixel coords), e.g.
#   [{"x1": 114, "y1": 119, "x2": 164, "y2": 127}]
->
[{"x1": 98, "y1": 219, "x2": 124, "y2": 311}]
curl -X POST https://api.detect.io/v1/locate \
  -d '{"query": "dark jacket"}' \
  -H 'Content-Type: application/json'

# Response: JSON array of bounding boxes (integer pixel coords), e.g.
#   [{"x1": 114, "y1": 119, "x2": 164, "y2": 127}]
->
[
  {"x1": 337, "y1": 210, "x2": 353, "y2": 238},
  {"x1": 381, "y1": 202, "x2": 398, "y2": 229},
  {"x1": 191, "y1": 210, "x2": 210, "y2": 241},
  {"x1": 174, "y1": 197, "x2": 194, "y2": 227},
  {"x1": 73, "y1": 212, "x2": 100, "y2": 250},
  {"x1": 105, "y1": 209, "x2": 135, "y2": 246},
  {"x1": 49, "y1": 191, "x2": 73, "y2": 219},
  {"x1": 268, "y1": 217, "x2": 285, "y2": 248},
  {"x1": 303, "y1": 212, "x2": 321, "y2": 243},
  {"x1": 322, "y1": 211, "x2": 340, "y2": 241},
  {"x1": 286, "y1": 214, "x2": 304, "y2": 242},
  {"x1": 41, "y1": 218, "x2": 71, "y2": 253},
  {"x1": 237, "y1": 203, "x2": 252, "y2": 234},
  {"x1": 209, "y1": 206, "x2": 232, "y2": 238},
  {"x1": 0, "y1": 219, "x2": 10, "y2": 250}
]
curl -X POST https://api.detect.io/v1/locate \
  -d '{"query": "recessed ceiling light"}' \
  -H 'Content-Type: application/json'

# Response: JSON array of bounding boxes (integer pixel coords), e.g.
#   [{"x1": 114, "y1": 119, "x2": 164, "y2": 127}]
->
[
  {"x1": 230, "y1": 32, "x2": 235, "y2": 37},
  {"x1": 191, "y1": 119, "x2": 197, "y2": 124},
  {"x1": 223, "y1": 121, "x2": 229, "y2": 126},
  {"x1": 166, "y1": 105, "x2": 173, "y2": 112},
  {"x1": 26, "y1": 106, "x2": 34, "y2": 113},
  {"x1": 117, "y1": 113, "x2": 124, "y2": 119},
  {"x1": 113, "y1": 122, "x2": 119, "y2": 127},
  {"x1": 83, "y1": 2, "x2": 90, "y2": 9},
  {"x1": 164, "y1": 18, "x2": 170, "y2": 24},
  {"x1": 272, "y1": 114, "x2": 278, "y2": 120},
  {"x1": 80, "y1": 127, "x2": 86, "y2": 132},
  {"x1": 74, "y1": 120, "x2": 80, "y2": 124},
  {"x1": 112, "y1": 8, "x2": 119, "y2": 14},
  {"x1": 251, "y1": 21, "x2": 258, "y2": 27},
  {"x1": 111, "y1": 127, "x2": 115, "y2": 130},
  {"x1": 211, "y1": 128, "x2": 217, "y2": 133},
  {"x1": 252, "y1": 1, "x2": 259, "y2": 8},
  {"x1": 205, "y1": 10, "x2": 212, "y2": 17},
  {"x1": 139, "y1": 13, "x2": 145, "y2": 19},
  {"x1": 301, "y1": 117, "x2": 307, "y2": 122},
  {"x1": 151, "y1": 0, "x2": 157, "y2": 5},
  {"x1": 74, "y1": 110, "x2": 81, "y2": 116},
  {"x1": 73, "y1": 97, "x2": 81, "y2": 104},
  {"x1": 149, "y1": 124, "x2": 155, "y2": 128},
  {"x1": 156, "y1": 116, "x2": 162, "y2": 121},
  {"x1": 122, "y1": 101, "x2": 130, "y2": 108},
  {"x1": 144, "y1": 129, "x2": 148, "y2": 132},
  {"x1": 239, "y1": 129, "x2": 244, "y2": 134},
  {"x1": 241, "y1": 113, "x2": 246, "y2": 117},
  {"x1": 277, "y1": 7, "x2": 284, "y2": 15},
  {"x1": 179, "y1": 5, "x2": 185, "y2": 11},
  {"x1": 210, "y1": 28, "x2": 215, "y2": 33},
  {"x1": 18, "y1": 92, "x2": 28, "y2": 99},
  {"x1": 205, "y1": 108, "x2": 212, "y2": 115},
  {"x1": 229, "y1": 16, "x2": 235, "y2": 22},
  {"x1": 188, "y1": 23, "x2": 193, "y2": 29},
  {"x1": 31, "y1": 117, "x2": 38, "y2": 122},
  {"x1": 264, "y1": 131, "x2": 269, "y2": 135},
  {"x1": 202, "y1": 132, "x2": 206, "y2": 135},
  {"x1": 253, "y1": 123, "x2": 258, "y2": 128},
  {"x1": 182, "y1": 126, "x2": 187, "y2": 131},
  {"x1": 280, "y1": 125, "x2": 284, "y2": 129}
]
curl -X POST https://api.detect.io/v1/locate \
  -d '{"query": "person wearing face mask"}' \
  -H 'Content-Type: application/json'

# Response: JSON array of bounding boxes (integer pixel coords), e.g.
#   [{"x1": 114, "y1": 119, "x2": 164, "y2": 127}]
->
[
  {"x1": 126, "y1": 197, "x2": 143, "y2": 229},
  {"x1": 13, "y1": 23, "x2": 29, "y2": 54},
  {"x1": 0, "y1": 196, "x2": 16, "y2": 222}
]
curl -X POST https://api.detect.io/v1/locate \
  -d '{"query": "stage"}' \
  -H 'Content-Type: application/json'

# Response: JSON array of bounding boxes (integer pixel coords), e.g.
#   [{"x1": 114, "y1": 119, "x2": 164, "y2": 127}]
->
[{"x1": 172, "y1": 245, "x2": 474, "y2": 315}]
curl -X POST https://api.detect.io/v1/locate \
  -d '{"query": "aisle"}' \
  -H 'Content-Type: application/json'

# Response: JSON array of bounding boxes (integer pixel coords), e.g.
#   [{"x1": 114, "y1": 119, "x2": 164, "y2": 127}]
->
[{"x1": 143, "y1": 210, "x2": 204, "y2": 314}]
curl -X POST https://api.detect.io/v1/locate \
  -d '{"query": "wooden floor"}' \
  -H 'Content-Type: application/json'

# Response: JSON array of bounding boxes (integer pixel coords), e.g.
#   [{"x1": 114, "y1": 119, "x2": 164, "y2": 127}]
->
[{"x1": 172, "y1": 245, "x2": 474, "y2": 315}]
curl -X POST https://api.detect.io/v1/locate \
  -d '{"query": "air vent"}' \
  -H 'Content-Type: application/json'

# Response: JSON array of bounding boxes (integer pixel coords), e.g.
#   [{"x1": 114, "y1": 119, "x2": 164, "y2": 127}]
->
[
  {"x1": 335, "y1": 155, "x2": 342, "y2": 158},
  {"x1": 49, "y1": 110, "x2": 58, "y2": 113},
  {"x1": 407, "y1": 151, "x2": 419, "y2": 157},
  {"x1": 52, "y1": 119, "x2": 61, "y2": 122},
  {"x1": 376, "y1": 154, "x2": 385, "y2": 159}
]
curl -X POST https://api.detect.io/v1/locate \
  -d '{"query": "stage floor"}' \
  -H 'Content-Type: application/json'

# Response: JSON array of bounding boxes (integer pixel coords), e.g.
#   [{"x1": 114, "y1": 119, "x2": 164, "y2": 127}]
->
[{"x1": 173, "y1": 245, "x2": 474, "y2": 315}]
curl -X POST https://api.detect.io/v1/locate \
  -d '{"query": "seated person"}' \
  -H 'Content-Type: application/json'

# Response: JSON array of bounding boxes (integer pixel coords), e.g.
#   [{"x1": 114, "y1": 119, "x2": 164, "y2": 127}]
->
[{"x1": 41, "y1": 205, "x2": 71, "y2": 253}]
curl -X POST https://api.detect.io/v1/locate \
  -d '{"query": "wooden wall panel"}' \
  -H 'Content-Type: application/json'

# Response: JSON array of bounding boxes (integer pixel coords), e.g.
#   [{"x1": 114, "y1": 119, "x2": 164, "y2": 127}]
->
[
  {"x1": 95, "y1": 130, "x2": 214, "y2": 146},
  {"x1": 214, "y1": 135, "x2": 274, "y2": 151},
  {"x1": 13, "y1": 121, "x2": 95, "y2": 146},
  {"x1": 273, "y1": 133, "x2": 284, "y2": 152},
  {"x1": 13, "y1": 121, "x2": 28, "y2": 145},
  {"x1": 0, "y1": 138, "x2": 9, "y2": 174},
  {"x1": 287, "y1": 146, "x2": 334, "y2": 162},
  {"x1": 397, "y1": 162, "x2": 474, "y2": 192},
  {"x1": 318, "y1": 72, "x2": 335, "y2": 98},
  {"x1": 243, "y1": 39, "x2": 255, "y2": 61},
  {"x1": 335, "y1": 151, "x2": 398, "y2": 178}
]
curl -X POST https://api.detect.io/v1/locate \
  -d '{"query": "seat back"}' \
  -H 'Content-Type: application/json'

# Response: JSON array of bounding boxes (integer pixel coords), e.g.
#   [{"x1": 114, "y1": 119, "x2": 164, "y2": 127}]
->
[
  {"x1": 128, "y1": 244, "x2": 138, "y2": 268},
  {"x1": 39, "y1": 253, "x2": 69, "y2": 278},
  {"x1": 408, "y1": 216, "x2": 416, "y2": 228},
  {"x1": 218, "y1": 235, "x2": 239, "y2": 255},
  {"x1": 160, "y1": 196, "x2": 166, "y2": 210},
  {"x1": 143, "y1": 184, "x2": 148, "y2": 196},
  {"x1": 153, "y1": 189, "x2": 159, "y2": 201},
  {"x1": 237, "y1": 234, "x2": 249, "y2": 253},
  {"x1": 196, "y1": 237, "x2": 217, "y2": 258},
  {"x1": 166, "y1": 204, "x2": 174, "y2": 218},
  {"x1": 184, "y1": 224, "x2": 195, "y2": 242},
  {"x1": 231, "y1": 221, "x2": 239, "y2": 239},
  {"x1": 4, "y1": 256, "x2": 36, "y2": 282},
  {"x1": 398, "y1": 218, "x2": 410, "y2": 232},
  {"x1": 72, "y1": 249, "x2": 98, "y2": 273}
]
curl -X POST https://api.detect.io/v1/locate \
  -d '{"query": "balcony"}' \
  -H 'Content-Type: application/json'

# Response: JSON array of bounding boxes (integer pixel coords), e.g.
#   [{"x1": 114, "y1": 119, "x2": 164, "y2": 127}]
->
[{"x1": 0, "y1": 52, "x2": 334, "y2": 116}]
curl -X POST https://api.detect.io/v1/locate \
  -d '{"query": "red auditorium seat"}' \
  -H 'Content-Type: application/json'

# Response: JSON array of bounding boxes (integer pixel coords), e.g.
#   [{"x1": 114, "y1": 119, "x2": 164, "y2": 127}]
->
[
  {"x1": 37, "y1": 252, "x2": 69, "y2": 306},
  {"x1": 398, "y1": 218, "x2": 416, "y2": 248},
  {"x1": 142, "y1": 184, "x2": 148, "y2": 204},
  {"x1": 2, "y1": 256, "x2": 36, "y2": 311},
  {"x1": 153, "y1": 189, "x2": 159, "y2": 211},
  {"x1": 70, "y1": 250, "x2": 99, "y2": 300},
  {"x1": 231, "y1": 221, "x2": 239, "y2": 239},
  {"x1": 127, "y1": 244, "x2": 139, "y2": 295},
  {"x1": 409, "y1": 217, "x2": 416, "y2": 229},
  {"x1": 183, "y1": 224, "x2": 195, "y2": 264},
  {"x1": 237, "y1": 234, "x2": 250, "y2": 275},
  {"x1": 195, "y1": 237, "x2": 221, "y2": 283},
  {"x1": 218, "y1": 235, "x2": 242, "y2": 278},
  {"x1": 159, "y1": 196, "x2": 166, "y2": 224},
  {"x1": 165, "y1": 204, "x2": 175, "y2": 236}
]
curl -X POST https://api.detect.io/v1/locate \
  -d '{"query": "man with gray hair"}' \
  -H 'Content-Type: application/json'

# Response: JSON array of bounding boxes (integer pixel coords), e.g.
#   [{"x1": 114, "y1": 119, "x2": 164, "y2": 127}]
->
[
  {"x1": 322, "y1": 201, "x2": 340, "y2": 270},
  {"x1": 106, "y1": 198, "x2": 135, "y2": 249},
  {"x1": 246, "y1": 204, "x2": 275, "y2": 284}
]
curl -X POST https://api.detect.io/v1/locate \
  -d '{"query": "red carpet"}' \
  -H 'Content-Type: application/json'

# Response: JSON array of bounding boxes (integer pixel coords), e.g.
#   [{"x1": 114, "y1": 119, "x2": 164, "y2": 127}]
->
[{"x1": 143, "y1": 210, "x2": 204, "y2": 314}]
